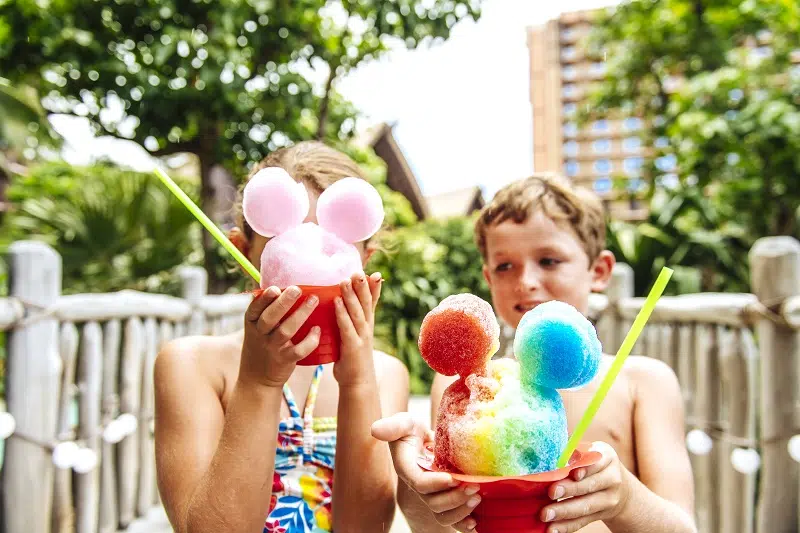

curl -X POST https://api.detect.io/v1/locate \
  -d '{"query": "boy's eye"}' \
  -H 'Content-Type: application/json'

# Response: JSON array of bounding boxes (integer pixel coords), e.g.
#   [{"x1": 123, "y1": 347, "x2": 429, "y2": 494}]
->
[
  {"x1": 495, "y1": 262, "x2": 512, "y2": 272},
  {"x1": 540, "y1": 258, "x2": 561, "y2": 267}
]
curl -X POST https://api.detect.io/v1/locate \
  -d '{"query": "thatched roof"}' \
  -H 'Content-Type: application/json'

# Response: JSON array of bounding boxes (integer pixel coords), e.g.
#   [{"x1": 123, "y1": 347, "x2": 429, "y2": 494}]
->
[{"x1": 425, "y1": 186, "x2": 485, "y2": 219}]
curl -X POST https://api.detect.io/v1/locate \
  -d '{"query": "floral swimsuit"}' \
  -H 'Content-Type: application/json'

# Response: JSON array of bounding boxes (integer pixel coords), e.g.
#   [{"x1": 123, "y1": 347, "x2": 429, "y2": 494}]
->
[{"x1": 264, "y1": 365, "x2": 337, "y2": 533}]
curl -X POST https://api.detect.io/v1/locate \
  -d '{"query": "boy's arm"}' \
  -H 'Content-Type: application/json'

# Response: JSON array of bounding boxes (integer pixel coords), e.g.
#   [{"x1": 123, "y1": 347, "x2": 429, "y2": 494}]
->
[{"x1": 540, "y1": 357, "x2": 696, "y2": 533}]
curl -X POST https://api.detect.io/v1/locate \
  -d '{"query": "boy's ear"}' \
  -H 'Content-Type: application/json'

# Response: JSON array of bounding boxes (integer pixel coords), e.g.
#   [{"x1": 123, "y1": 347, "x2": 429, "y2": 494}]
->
[
  {"x1": 482, "y1": 264, "x2": 492, "y2": 288},
  {"x1": 362, "y1": 246, "x2": 375, "y2": 268},
  {"x1": 590, "y1": 250, "x2": 616, "y2": 293}
]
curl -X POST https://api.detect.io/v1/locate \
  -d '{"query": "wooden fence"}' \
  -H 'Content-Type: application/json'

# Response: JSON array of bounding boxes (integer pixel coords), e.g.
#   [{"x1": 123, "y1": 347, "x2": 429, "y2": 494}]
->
[{"x1": 1, "y1": 236, "x2": 799, "y2": 533}]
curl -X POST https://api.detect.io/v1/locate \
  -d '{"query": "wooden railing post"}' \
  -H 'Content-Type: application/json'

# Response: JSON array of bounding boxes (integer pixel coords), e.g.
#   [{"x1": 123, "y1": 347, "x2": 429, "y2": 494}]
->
[
  {"x1": 1, "y1": 241, "x2": 62, "y2": 533},
  {"x1": 178, "y1": 266, "x2": 208, "y2": 336},
  {"x1": 750, "y1": 236, "x2": 800, "y2": 533},
  {"x1": 596, "y1": 262, "x2": 634, "y2": 354}
]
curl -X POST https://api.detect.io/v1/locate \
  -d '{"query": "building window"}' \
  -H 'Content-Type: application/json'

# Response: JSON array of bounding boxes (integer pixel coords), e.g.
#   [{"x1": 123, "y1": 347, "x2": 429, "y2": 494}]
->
[
  {"x1": 563, "y1": 140, "x2": 579, "y2": 157},
  {"x1": 655, "y1": 154, "x2": 677, "y2": 172},
  {"x1": 561, "y1": 46, "x2": 577, "y2": 61},
  {"x1": 627, "y1": 177, "x2": 645, "y2": 192},
  {"x1": 588, "y1": 62, "x2": 606, "y2": 77},
  {"x1": 594, "y1": 159, "x2": 612, "y2": 174},
  {"x1": 563, "y1": 103, "x2": 577, "y2": 116},
  {"x1": 564, "y1": 160, "x2": 580, "y2": 177},
  {"x1": 592, "y1": 139, "x2": 611, "y2": 154},
  {"x1": 658, "y1": 173, "x2": 679, "y2": 189},
  {"x1": 562, "y1": 84, "x2": 580, "y2": 99},
  {"x1": 623, "y1": 117, "x2": 643, "y2": 131},
  {"x1": 593, "y1": 176, "x2": 612, "y2": 194},
  {"x1": 622, "y1": 137, "x2": 641, "y2": 152},
  {"x1": 623, "y1": 157, "x2": 644, "y2": 175},
  {"x1": 654, "y1": 136, "x2": 669, "y2": 149},
  {"x1": 562, "y1": 66, "x2": 578, "y2": 81},
  {"x1": 563, "y1": 122, "x2": 578, "y2": 137},
  {"x1": 592, "y1": 119, "x2": 610, "y2": 133}
]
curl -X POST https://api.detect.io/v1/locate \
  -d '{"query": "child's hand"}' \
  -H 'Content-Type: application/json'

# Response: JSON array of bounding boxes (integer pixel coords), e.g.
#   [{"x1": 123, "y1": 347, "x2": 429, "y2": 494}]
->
[
  {"x1": 332, "y1": 271, "x2": 382, "y2": 387},
  {"x1": 372, "y1": 413, "x2": 481, "y2": 532},
  {"x1": 540, "y1": 442, "x2": 632, "y2": 533},
  {"x1": 239, "y1": 285, "x2": 321, "y2": 389}
]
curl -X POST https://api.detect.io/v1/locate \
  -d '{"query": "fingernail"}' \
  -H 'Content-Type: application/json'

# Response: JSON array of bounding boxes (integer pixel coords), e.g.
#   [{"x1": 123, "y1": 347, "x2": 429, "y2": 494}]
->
[
  {"x1": 334, "y1": 297, "x2": 343, "y2": 306},
  {"x1": 464, "y1": 485, "x2": 480, "y2": 495},
  {"x1": 465, "y1": 519, "x2": 476, "y2": 530},
  {"x1": 553, "y1": 486, "x2": 565, "y2": 499},
  {"x1": 306, "y1": 295, "x2": 318, "y2": 306},
  {"x1": 545, "y1": 509, "x2": 555, "y2": 522},
  {"x1": 287, "y1": 286, "x2": 301, "y2": 297},
  {"x1": 466, "y1": 496, "x2": 481, "y2": 508},
  {"x1": 576, "y1": 469, "x2": 586, "y2": 481}
]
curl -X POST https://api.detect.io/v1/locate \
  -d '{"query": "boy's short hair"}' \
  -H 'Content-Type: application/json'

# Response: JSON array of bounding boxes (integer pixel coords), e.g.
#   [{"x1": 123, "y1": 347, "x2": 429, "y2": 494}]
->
[{"x1": 475, "y1": 174, "x2": 607, "y2": 262}]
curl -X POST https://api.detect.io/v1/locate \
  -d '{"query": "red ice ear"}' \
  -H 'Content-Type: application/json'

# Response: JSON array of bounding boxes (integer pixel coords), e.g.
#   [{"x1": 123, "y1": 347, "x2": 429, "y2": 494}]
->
[
  {"x1": 316, "y1": 177, "x2": 384, "y2": 243},
  {"x1": 242, "y1": 167, "x2": 309, "y2": 237}
]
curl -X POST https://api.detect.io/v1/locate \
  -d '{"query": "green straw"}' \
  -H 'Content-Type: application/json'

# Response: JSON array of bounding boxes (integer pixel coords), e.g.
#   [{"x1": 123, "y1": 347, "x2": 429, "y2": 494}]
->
[
  {"x1": 153, "y1": 167, "x2": 262, "y2": 284},
  {"x1": 557, "y1": 266, "x2": 673, "y2": 468}
]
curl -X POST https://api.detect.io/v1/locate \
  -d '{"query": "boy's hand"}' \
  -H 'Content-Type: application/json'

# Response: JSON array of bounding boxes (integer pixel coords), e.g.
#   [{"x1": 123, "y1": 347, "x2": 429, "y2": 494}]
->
[
  {"x1": 332, "y1": 271, "x2": 382, "y2": 387},
  {"x1": 371, "y1": 413, "x2": 482, "y2": 532},
  {"x1": 540, "y1": 442, "x2": 632, "y2": 533}
]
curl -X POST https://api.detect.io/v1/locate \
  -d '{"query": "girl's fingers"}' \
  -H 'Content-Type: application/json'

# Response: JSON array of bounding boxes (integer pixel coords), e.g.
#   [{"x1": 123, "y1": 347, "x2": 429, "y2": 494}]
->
[
  {"x1": 452, "y1": 517, "x2": 477, "y2": 532},
  {"x1": 352, "y1": 271, "x2": 373, "y2": 316},
  {"x1": 245, "y1": 286, "x2": 281, "y2": 322},
  {"x1": 340, "y1": 277, "x2": 367, "y2": 335},
  {"x1": 270, "y1": 293, "x2": 319, "y2": 344},
  {"x1": 368, "y1": 272, "x2": 382, "y2": 314},
  {"x1": 290, "y1": 326, "x2": 322, "y2": 360},
  {"x1": 256, "y1": 286, "x2": 303, "y2": 335},
  {"x1": 334, "y1": 295, "x2": 357, "y2": 340}
]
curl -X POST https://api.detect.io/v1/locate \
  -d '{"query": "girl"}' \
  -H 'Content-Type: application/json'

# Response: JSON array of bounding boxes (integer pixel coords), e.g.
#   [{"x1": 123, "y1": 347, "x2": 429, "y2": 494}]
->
[{"x1": 154, "y1": 141, "x2": 410, "y2": 533}]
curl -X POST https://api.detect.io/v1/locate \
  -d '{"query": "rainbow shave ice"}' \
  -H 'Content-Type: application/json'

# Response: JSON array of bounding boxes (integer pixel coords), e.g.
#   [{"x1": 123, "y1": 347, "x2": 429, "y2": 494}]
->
[{"x1": 420, "y1": 296, "x2": 602, "y2": 476}]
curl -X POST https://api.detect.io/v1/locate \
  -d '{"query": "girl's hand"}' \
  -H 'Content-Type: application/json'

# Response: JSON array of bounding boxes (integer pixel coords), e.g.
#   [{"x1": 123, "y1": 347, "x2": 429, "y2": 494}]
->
[
  {"x1": 332, "y1": 271, "x2": 383, "y2": 387},
  {"x1": 239, "y1": 285, "x2": 321, "y2": 389},
  {"x1": 540, "y1": 442, "x2": 632, "y2": 533}
]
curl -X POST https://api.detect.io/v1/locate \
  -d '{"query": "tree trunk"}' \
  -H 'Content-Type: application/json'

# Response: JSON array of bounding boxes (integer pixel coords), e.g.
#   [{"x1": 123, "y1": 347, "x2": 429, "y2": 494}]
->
[
  {"x1": 316, "y1": 65, "x2": 337, "y2": 140},
  {"x1": 197, "y1": 148, "x2": 227, "y2": 294}
]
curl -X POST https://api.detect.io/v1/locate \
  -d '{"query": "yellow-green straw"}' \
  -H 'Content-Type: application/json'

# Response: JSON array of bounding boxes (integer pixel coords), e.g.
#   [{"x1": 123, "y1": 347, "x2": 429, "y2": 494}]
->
[
  {"x1": 153, "y1": 167, "x2": 262, "y2": 284},
  {"x1": 557, "y1": 266, "x2": 673, "y2": 468}
]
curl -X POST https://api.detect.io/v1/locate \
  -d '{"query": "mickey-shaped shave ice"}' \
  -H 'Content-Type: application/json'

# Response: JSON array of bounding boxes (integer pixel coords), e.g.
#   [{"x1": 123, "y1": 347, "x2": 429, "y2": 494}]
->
[
  {"x1": 421, "y1": 296, "x2": 602, "y2": 476},
  {"x1": 242, "y1": 167, "x2": 385, "y2": 289}
]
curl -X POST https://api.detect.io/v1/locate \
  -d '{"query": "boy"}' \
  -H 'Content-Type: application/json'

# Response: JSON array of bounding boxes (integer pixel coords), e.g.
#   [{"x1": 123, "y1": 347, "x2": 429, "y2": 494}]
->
[{"x1": 372, "y1": 175, "x2": 696, "y2": 533}]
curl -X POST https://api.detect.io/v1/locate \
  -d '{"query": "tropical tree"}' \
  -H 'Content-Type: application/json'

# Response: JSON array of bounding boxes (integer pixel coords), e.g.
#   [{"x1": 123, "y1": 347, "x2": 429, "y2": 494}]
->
[{"x1": 0, "y1": 0, "x2": 482, "y2": 288}]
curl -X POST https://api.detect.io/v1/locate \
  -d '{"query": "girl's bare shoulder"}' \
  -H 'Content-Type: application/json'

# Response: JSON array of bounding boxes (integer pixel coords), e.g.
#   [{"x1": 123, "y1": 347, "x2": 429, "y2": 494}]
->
[{"x1": 155, "y1": 333, "x2": 242, "y2": 395}]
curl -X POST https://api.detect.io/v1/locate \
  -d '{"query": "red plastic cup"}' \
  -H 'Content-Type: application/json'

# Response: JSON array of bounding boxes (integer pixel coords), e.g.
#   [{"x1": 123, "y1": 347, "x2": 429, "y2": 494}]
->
[
  {"x1": 418, "y1": 443, "x2": 601, "y2": 533},
  {"x1": 252, "y1": 285, "x2": 343, "y2": 366}
]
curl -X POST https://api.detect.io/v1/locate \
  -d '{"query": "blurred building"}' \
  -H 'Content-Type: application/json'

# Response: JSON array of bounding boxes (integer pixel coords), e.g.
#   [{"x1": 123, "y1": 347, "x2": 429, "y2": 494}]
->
[
  {"x1": 425, "y1": 186, "x2": 485, "y2": 219},
  {"x1": 528, "y1": 9, "x2": 650, "y2": 221}
]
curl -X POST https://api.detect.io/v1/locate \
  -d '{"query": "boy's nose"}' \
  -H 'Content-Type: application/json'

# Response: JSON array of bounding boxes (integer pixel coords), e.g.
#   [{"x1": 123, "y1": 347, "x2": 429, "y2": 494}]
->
[{"x1": 517, "y1": 265, "x2": 542, "y2": 292}]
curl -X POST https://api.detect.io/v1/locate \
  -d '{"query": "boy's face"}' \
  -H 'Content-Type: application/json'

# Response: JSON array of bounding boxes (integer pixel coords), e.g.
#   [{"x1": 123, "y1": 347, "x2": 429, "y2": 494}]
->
[{"x1": 482, "y1": 210, "x2": 615, "y2": 329}]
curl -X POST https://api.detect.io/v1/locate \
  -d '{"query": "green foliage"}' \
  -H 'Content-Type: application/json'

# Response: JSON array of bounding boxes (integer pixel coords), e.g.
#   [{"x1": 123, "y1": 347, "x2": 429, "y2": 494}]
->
[
  {"x1": 0, "y1": 79, "x2": 60, "y2": 169},
  {"x1": 583, "y1": 0, "x2": 800, "y2": 291},
  {"x1": 1, "y1": 161, "x2": 202, "y2": 294},
  {"x1": 369, "y1": 214, "x2": 490, "y2": 393},
  {"x1": 0, "y1": 0, "x2": 481, "y2": 168}
]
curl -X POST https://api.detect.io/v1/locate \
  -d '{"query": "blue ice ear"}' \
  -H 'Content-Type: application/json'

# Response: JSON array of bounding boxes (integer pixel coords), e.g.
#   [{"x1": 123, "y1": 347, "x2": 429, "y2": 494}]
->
[{"x1": 513, "y1": 301, "x2": 602, "y2": 390}]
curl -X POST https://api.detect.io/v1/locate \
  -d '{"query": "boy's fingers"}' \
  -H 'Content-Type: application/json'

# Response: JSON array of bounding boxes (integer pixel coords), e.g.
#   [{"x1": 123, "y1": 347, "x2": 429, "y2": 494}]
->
[
  {"x1": 544, "y1": 506, "x2": 607, "y2": 533},
  {"x1": 452, "y1": 517, "x2": 477, "y2": 532},
  {"x1": 245, "y1": 286, "x2": 280, "y2": 322},
  {"x1": 430, "y1": 499, "x2": 480, "y2": 528},
  {"x1": 423, "y1": 485, "x2": 480, "y2": 514},
  {"x1": 550, "y1": 469, "x2": 614, "y2": 500}
]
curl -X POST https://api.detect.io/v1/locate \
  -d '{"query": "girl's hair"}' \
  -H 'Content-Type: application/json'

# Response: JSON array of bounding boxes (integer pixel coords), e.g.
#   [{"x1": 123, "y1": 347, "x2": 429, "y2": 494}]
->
[{"x1": 236, "y1": 141, "x2": 368, "y2": 242}]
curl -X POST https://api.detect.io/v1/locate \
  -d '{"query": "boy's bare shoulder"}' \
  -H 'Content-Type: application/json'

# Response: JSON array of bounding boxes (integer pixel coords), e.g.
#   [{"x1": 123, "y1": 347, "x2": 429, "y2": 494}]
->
[
  {"x1": 373, "y1": 350, "x2": 409, "y2": 380},
  {"x1": 619, "y1": 354, "x2": 683, "y2": 403}
]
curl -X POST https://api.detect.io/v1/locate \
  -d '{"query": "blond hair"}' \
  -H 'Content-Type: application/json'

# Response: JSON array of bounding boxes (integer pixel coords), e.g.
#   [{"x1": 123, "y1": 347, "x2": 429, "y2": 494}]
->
[
  {"x1": 237, "y1": 141, "x2": 367, "y2": 241},
  {"x1": 475, "y1": 174, "x2": 606, "y2": 262}
]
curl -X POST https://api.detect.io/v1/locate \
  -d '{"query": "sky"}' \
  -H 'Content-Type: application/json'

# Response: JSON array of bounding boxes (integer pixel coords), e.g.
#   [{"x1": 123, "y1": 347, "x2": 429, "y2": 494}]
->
[{"x1": 51, "y1": 0, "x2": 619, "y2": 202}]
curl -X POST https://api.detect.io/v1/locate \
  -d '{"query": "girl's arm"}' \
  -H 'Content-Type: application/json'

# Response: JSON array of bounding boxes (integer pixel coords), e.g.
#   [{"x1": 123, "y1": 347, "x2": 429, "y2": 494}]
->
[
  {"x1": 331, "y1": 272, "x2": 408, "y2": 532},
  {"x1": 155, "y1": 287, "x2": 323, "y2": 533}
]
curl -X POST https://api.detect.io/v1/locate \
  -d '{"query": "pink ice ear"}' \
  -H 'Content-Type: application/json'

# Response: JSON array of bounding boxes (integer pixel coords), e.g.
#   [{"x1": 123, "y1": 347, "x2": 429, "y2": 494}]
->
[
  {"x1": 316, "y1": 177, "x2": 385, "y2": 243},
  {"x1": 242, "y1": 167, "x2": 309, "y2": 237}
]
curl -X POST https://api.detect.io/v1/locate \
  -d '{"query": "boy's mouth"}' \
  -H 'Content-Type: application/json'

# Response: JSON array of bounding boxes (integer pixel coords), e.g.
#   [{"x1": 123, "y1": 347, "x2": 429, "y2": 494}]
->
[{"x1": 514, "y1": 302, "x2": 542, "y2": 313}]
